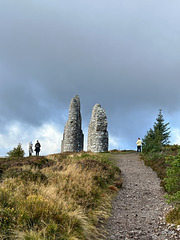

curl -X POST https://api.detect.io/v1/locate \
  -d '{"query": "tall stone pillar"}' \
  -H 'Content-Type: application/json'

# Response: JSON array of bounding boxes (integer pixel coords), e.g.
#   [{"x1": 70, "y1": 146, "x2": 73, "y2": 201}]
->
[
  {"x1": 87, "y1": 104, "x2": 108, "y2": 152},
  {"x1": 61, "y1": 95, "x2": 84, "y2": 152}
]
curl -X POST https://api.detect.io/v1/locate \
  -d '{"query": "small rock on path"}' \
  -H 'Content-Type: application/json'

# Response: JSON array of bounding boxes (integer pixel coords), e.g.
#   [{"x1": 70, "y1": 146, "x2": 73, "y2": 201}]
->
[{"x1": 105, "y1": 153, "x2": 179, "y2": 240}]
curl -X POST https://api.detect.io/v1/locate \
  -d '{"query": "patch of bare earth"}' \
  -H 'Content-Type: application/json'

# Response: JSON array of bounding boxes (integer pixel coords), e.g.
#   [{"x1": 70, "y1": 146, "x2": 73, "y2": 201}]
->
[{"x1": 105, "y1": 153, "x2": 179, "y2": 240}]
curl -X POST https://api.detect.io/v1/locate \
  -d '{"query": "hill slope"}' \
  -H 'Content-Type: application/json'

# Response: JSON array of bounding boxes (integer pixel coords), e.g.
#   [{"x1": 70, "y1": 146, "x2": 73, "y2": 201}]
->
[{"x1": 0, "y1": 152, "x2": 121, "y2": 240}]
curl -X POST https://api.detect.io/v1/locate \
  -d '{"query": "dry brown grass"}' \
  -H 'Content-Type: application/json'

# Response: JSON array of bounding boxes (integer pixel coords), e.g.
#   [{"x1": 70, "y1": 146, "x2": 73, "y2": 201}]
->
[{"x1": 0, "y1": 152, "x2": 121, "y2": 240}]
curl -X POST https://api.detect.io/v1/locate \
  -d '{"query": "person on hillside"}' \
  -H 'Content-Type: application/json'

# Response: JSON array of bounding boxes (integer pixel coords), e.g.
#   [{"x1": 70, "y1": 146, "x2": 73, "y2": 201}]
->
[
  {"x1": 35, "y1": 140, "x2": 41, "y2": 156},
  {"x1": 136, "y1": 138, "x2": 142, "y2": 152},
  {"x1": 29, "y1": 141, "x2": 33, "y2": 156}
]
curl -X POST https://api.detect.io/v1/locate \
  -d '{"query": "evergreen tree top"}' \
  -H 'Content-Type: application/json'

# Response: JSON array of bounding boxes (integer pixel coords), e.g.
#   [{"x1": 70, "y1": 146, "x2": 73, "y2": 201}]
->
[
  {"x1": 142, "y1": 109, "x2": 171, "y2": 153},
  {"x1": 153, "y1": 109, "x2": 171, "y2": 143}
]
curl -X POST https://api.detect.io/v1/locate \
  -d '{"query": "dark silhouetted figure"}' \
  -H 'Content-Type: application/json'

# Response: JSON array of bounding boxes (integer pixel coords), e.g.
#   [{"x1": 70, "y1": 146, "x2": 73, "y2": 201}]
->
[{"x1": 35, "y1": 140, "x2": 41, "y2": 156}]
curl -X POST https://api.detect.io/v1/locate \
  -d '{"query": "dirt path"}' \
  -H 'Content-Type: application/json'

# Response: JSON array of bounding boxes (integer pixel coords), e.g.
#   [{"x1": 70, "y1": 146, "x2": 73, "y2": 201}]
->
[{"x1": 105, "y1": 153, "x2": 179, "y2": 240}]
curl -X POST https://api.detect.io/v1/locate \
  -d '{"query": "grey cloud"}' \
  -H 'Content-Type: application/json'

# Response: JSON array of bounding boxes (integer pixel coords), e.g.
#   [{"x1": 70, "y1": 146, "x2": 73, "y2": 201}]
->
[{"x1": 0, "y1": 0, "x2": 180, "y2": 149}]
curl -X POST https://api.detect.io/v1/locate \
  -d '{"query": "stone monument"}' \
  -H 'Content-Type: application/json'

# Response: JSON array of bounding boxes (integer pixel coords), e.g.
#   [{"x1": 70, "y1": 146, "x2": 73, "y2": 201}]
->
[
  {"x1": 61, "y1": 95, "x2": 84, "y2": 152},
  {"x1": 87, "y1": 104, "x2": 108, "y2": 152}
]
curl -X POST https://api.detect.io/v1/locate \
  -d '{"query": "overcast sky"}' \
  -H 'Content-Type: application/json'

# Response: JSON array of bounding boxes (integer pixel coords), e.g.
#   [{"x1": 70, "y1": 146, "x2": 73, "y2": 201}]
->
[{"x1": 0, "y1": 0, "x2": 180, "y2": 156}]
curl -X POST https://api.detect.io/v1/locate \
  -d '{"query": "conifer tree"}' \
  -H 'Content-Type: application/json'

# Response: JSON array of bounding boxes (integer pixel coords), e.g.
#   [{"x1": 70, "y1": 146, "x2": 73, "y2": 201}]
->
[
  {"x1": 7, "y1": 143, "x2": 25, "y2": 158},
  {"x1": 153, "y1": 109, "x2": 171, "y2": 145},
  {"x1": 142, "y1": 109, "x2": 170, "y2": 153}
]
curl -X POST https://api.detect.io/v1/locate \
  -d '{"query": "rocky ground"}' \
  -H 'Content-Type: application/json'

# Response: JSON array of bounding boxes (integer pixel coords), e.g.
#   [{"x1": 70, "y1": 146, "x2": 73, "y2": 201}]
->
[{"x1": 105, "y1": 153, "x2": 179, "y2": 240}]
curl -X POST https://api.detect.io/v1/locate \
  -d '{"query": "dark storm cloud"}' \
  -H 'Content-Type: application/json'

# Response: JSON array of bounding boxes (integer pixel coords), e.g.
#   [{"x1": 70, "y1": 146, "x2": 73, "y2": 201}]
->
[{"x1": 0, "y1": 0, "x2": 180, "y2": 149}]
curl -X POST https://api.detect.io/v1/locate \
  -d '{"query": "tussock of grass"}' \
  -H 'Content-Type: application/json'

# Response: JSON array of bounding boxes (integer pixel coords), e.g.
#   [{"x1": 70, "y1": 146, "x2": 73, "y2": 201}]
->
[
  {"x1": 166, "y1": 207, "x2": 180, "y2": 225},
  {"x1": 0, "y1": 152, "x2": 121, "y2": 239}
]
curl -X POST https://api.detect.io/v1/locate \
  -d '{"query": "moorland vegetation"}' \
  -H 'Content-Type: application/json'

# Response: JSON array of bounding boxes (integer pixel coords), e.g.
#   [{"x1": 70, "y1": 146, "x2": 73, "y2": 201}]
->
[
  {"x1": 0, "y1": 152, "x2": 122, "y2": 240},
  {"x1": 1, "y1": 109, "x2": 179, "y2": 240}
]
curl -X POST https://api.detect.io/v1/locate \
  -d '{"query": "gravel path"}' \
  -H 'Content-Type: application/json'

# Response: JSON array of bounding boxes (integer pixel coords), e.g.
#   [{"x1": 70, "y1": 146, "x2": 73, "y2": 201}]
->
[{"x1": 105, "y1": 153, "x2": 179, "y2": 240}]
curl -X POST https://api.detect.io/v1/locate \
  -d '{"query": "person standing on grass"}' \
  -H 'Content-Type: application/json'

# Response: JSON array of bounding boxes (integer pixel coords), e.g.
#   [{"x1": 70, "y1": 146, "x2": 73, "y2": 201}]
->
[
  {"x1": 136, "y1": 138, "x2": 142, "y2": 152},
  {"x1": 35, "y1": 140, "x2": 41, "y2": 156},
  {"x1": 29, "y1": 141, "x2": 33, "y2": 156}
]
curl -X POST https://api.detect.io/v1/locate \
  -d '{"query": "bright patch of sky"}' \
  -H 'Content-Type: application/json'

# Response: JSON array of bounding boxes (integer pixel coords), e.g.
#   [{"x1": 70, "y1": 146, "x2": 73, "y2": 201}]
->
[{"x1": 0, "y1": 122, "x2": 63, "y2": 156}]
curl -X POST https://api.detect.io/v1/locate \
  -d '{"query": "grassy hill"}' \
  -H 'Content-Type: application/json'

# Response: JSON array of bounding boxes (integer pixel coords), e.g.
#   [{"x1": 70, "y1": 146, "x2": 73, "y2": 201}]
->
[{"x1": 0, "y1": 152, "x2": 122, "y2": 240}]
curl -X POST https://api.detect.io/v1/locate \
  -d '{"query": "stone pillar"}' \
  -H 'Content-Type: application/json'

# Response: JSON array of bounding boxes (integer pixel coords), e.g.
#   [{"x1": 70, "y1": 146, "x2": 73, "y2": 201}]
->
[
  {"x1": 87, "y1": 104, "x2": 108, "y2": 152},
  {"x1": 61, "y1": 95, "x2": 84, "y2": 152}
]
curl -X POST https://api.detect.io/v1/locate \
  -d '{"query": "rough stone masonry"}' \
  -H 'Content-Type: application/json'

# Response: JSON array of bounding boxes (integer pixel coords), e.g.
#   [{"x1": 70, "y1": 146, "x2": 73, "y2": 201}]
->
[
  {"x1": 87, "y1": 104, "x2": 108, "y2": 152},
  {"x1": 61, "y1": 95, "x2": 84, "y2": 152}
]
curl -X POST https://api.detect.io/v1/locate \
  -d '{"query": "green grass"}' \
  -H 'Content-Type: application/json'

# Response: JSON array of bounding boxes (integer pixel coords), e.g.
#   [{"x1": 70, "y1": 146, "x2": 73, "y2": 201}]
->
[{"x1": 0, "y1": 152, "x2": 122, "y2": 240}]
